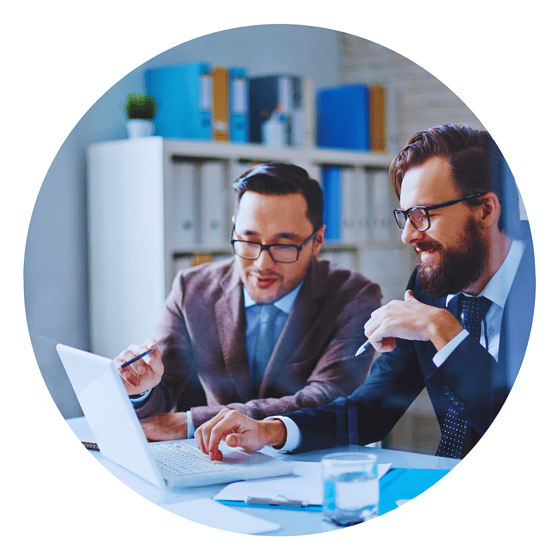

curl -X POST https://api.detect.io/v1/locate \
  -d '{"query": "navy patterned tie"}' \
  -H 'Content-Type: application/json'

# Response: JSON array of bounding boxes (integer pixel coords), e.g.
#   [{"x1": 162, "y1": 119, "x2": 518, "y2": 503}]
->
[
  {"x1": 436, "y1": 294, "x2": 492, "y2": 458},
  {"x1": 252, "y1": 304, "x2": 281, "y2": 392}
]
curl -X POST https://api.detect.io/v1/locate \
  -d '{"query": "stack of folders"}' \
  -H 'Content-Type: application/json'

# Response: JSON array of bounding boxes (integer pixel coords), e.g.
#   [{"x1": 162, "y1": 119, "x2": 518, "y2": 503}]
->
[
  {"x1": 145, "y1": 63, "x2": 249, "y2": 142},
  {"x1": 320, "y1": 166, "x2": 395, "y2": 245},
  {"x1": 316, "y1": 83, "x2": 387, "y2": 152}
]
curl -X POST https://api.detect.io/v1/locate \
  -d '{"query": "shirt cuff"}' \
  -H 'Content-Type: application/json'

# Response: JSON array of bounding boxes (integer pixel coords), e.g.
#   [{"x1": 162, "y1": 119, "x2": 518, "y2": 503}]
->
[
  {"x1": 267, "y1": 416, "x2": 301, "y2": 452},
  {"x1": 129, "y1": 388, "x2": 152, "y2": 407},
  {"x1": 433, "y1": 329, "x2": 469, "y2": 367},
  {"x1": 186, "y1": 410, "x2": 195, "y2": 439}
]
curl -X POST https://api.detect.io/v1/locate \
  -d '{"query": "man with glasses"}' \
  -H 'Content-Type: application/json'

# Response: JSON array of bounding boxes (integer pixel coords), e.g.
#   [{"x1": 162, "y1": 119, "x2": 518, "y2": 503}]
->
[
  {"x1": 115, "y1": 163, "x2": 383, "y2": 441},
  {"x1": 195, "y1": 124, "x2": 535, "y2": 461}
]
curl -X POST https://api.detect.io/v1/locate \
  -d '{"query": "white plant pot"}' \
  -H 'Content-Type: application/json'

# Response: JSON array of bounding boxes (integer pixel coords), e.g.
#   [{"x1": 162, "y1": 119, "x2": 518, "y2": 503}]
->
[{"x1": 126, "y1": 119, "x2": 154, "y2": 138}]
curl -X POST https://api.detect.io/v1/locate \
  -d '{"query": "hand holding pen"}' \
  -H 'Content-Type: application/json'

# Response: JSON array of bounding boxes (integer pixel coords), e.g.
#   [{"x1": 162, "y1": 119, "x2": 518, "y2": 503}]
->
[{"x1": 114, "y1": 338, "x2": 164, "y2": 396}]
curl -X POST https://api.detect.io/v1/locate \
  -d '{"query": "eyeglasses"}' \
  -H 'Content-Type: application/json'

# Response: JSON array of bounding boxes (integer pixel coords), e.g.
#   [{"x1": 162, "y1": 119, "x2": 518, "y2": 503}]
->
[
  {"x1": 393, "y1": 193, "x2": 485, "y2": 232},
  {"x1": 231, "y1": 226, "x2": 320, "y2": 263}
]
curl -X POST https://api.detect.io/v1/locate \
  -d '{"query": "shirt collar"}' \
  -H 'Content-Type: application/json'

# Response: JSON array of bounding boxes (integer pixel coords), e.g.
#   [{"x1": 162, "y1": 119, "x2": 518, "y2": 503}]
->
[
  {"x1": 446, "y1": 237, "x2": 526, "y2": 308},
  {"x1": 243, "y1": 281, "x2": 304, "y2": 315}
]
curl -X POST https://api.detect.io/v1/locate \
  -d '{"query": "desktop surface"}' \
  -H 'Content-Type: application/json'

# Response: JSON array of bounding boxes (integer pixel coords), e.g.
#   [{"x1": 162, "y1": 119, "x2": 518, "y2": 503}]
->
[{"x1": 66, "y1": 416, "x2": 459, "y2": 536}]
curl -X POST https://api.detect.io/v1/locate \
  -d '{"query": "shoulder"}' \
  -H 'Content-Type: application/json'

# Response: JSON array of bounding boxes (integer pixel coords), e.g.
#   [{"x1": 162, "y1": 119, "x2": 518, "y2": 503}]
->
[
  {"x1": 313, "y1": 258, "x2": 382, "y2": 302},
  {"x1": 172, "y1": 257, "x2": 238, "y2": 299}
]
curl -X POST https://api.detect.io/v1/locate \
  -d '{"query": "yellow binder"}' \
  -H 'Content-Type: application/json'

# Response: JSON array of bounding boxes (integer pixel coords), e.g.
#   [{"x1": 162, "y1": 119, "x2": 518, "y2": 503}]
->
[{"x1": 212, "y1": 67, "x2": 229, "y2": 142}]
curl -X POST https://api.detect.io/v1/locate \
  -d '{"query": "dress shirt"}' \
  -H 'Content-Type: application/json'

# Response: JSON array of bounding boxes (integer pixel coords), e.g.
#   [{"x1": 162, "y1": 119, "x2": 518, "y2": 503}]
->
[{"x1": 275, "y1": 237, "x2": 526, "y2": 453}]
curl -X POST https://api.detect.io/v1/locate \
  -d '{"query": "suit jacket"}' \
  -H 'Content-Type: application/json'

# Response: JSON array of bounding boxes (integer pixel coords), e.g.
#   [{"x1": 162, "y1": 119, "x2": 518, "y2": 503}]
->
[
  {"x1": 135, "y1": 257, "x2": 383, "y2": 428},
  {"x1": 288, "y1": 227, "x2": 536, "y2": 455}
]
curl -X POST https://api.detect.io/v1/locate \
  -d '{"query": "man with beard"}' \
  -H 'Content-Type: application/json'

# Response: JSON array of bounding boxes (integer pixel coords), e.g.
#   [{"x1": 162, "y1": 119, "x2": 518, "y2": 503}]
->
[
  {"x1": 195, "y1": 124, "x2": 535, "y2": 460},
  {"x1": 115, "y1": 162, "x2": 382, "y2": 441}
]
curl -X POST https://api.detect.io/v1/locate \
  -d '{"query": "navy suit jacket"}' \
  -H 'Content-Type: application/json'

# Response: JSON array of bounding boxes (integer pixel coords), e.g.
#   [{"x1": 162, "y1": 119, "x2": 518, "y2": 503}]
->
[{"x1": 287, "y1": 226, "x2": 535, "y2": 455}]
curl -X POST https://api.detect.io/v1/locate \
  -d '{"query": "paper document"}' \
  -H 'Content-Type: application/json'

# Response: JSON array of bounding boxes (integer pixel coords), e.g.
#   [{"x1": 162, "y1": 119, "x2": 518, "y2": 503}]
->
[
  {"x1": 214, "y1": 462, "x2": 391, "y2": 507},
  {"x1": 162, "y1": 498, "x2": 281, "y2": 535}
]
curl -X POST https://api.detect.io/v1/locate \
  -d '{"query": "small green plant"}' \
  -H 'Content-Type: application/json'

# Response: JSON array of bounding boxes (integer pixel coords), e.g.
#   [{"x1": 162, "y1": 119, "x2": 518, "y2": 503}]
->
[{"x1": 124, "y1": 93, "x2": 157, "y2": 120}]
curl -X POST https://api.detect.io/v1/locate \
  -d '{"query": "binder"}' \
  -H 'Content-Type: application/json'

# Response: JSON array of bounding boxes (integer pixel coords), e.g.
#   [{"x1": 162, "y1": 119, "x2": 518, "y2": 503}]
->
[
  {"x1": 200, "y1": 161, "x2": 228, "y2": 247},
  {"x1": 340, "y1": 168, "x2": 357, "y2": 244},
  {"x1": 316, "y1": 84, "x2": 370, "y2": 150},
  {"x1": 229, "y1": 67, "x2": 248, "y2": 143},
  {"x1": 369, "y1": 84, "x2": 387, "y2": 153},
  {"x1": 340, "y1": 167, "x2": 370, "y2": 244},
  {"x1": 321, "y1": 166, "x2": 341, "y2": 243},
  {"x1": 370, "y1": 170, "x2": 397, "y2": 242},
  {"x1": 301, "y1": 76, "x2": 316, "y2": 149},
  {"x1": 171, "y1": 160, "x2": 198, "y2": 248},
  {"x1": 379, "y1": 468, "x2": 451, "y2": 515},
  {"x1": 212, "y1": 67, "x2": 229, "y2": 142},
  {"x1": 145, "y1": 63, "x2": 212, "y2": 140},
  {"x1": 248, "y1": 75, "x2": 303, "y2": 145}
]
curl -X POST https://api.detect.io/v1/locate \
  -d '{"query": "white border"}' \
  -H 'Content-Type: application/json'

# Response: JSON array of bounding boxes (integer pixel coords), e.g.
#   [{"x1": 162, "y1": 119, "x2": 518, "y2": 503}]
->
[{"x1": 14, "y1": 14, "x2": 546, "y2": 547}]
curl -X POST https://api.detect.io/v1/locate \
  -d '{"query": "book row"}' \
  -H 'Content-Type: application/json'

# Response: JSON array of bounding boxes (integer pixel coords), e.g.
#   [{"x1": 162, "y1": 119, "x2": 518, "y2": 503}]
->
[{"x1": 144, "y1": 63, "x2": 387, "y2": 152}]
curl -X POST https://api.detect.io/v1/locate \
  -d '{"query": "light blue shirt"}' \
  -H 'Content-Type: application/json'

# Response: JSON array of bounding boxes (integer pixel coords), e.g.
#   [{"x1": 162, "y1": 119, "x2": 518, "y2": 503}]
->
[{"x1": 277, "y1": 238, "x2": 526, "y2": 453}]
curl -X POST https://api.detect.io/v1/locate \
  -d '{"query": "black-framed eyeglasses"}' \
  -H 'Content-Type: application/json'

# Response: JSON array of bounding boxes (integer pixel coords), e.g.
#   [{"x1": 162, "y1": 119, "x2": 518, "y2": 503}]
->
[
  {"x1": 230, "y1": 225, "x2": 320, "y2": 263},
  {"x1": 393, "y1": 193, "x2": 485, "y2": 232}
]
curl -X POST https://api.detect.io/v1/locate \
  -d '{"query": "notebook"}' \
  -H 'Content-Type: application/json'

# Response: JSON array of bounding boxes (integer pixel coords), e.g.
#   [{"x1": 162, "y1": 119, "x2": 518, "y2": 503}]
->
[{"x1": 56, "y1": 344, "x2": 293, "y2": 488}]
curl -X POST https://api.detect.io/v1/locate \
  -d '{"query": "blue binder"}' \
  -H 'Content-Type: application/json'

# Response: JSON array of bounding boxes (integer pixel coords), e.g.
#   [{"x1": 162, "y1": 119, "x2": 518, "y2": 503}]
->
[
  {"x1": 321, "y1": 166, "x2": 341, "y2": 243},
  {"x1": 248, "y1": 75, "x2": 302, "y2": 145},
  {"x1": 145, "y1": 63, "x2": 212, "y2": 140},
  {"x1": 229, "y1": 67, "x2": 248, "y2": 143},
  {"x1": 379, "y1": 468, "x2": 451, "y2": 515},
  {"x1": 316, "y1": 84, "x2": 370, "y2": 150}
]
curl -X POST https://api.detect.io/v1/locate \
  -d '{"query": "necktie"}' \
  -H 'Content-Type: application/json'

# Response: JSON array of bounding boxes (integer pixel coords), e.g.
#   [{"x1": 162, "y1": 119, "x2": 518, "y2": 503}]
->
[
  {"x1": 436, "y1": 295, "x2": 492, "y2": 459},
  {"x1": 252, "y1": 304, "x2": 281, "y2": 392}
]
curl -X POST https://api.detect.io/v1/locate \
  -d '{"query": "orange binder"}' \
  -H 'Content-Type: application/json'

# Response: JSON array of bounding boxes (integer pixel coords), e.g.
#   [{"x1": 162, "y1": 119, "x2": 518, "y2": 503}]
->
[
  {"x1": 212, "y1": 67, "x2": 229, "y2": 142},
  {"x1": 369, "y1": 84, "x2": 386, "y2": 153}
]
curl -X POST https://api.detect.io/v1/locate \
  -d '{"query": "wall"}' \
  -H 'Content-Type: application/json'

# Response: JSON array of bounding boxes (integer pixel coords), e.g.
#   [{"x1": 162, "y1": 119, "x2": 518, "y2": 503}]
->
[{"x1": 24, "y1": 25, "x2": 342, "y2": 419}]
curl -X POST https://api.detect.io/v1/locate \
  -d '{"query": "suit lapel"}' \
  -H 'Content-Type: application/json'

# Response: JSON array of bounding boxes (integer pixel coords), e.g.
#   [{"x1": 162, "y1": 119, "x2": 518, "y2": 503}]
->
[{"x1": 215, "y1": 264, "x2": 251, "y2": 403}]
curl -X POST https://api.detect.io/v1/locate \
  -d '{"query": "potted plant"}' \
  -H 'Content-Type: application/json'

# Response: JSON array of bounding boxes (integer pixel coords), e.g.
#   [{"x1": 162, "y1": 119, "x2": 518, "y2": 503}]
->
[{"x1": 124, "y1": 93, "x2": 157, "y2": 138}]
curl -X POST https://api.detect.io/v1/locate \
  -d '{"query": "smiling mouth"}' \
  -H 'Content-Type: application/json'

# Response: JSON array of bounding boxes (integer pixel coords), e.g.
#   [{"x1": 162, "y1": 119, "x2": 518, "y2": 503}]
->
[{"x1": 253, "y1": 275, "x2": 280, "y2": 288}]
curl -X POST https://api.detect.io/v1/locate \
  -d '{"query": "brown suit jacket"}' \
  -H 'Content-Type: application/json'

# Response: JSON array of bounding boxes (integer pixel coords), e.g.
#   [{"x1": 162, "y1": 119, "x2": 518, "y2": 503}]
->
[{"x1": 135, "y1": 257, "x2": 382, "y2": 428}]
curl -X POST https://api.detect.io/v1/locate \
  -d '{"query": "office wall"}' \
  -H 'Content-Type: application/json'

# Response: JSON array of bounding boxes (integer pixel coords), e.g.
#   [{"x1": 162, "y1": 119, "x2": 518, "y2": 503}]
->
[{"x1": 24, "y1": 25, "x2": 342, "y2": 419}]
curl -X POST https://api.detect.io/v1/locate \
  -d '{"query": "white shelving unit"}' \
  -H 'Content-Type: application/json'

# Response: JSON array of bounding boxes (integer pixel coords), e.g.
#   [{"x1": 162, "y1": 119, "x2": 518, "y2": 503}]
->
[{"x1": 86, "y1": 136, "x2": 413, "y2": 359}]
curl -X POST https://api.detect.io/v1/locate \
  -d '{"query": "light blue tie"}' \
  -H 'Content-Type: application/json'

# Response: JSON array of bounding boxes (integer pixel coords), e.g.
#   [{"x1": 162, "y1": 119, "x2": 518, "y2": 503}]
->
[{"x1": 252, "y1": 304, "x2": 281, "y2": 392}]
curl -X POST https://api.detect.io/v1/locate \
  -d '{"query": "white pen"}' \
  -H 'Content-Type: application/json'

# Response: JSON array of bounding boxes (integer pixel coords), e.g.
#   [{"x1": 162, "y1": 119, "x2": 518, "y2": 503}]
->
[{"x1": 355, "y1": 339, "x2": 371, "y2": 357}]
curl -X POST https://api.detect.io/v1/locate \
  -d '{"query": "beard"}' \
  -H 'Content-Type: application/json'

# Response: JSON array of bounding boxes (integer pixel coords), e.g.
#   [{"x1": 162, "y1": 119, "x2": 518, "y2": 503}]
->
[{"x1": 416, "y1": 217, "x2": 488, "y2": 298}]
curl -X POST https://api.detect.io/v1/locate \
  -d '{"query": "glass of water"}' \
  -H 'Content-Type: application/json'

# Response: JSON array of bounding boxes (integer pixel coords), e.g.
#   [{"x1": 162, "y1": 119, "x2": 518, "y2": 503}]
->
[{"x1": 322, "y1": 452, "x2": 379, "y2": 526}]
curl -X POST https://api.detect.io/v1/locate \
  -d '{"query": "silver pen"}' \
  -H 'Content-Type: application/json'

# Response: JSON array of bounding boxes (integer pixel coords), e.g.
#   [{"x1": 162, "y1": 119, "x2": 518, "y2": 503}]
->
[{"x1": 355, "y1": 339, "x2": 371, "y2": 357}]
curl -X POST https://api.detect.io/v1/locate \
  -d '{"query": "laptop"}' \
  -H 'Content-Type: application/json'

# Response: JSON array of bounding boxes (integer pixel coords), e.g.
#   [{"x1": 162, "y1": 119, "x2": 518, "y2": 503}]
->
[{"x1": 56, "y1": 343, "x2": 293, "y2": 488}]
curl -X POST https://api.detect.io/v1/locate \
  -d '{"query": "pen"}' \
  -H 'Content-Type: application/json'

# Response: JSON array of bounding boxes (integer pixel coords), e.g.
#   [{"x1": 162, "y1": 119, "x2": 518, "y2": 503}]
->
[
  {"x1": 119, "y1": 347, "x2": 157, "y2": 369},
  {"x1": 245, "y1": 496, "x2": 310, "y2": 507},
  {"x1": 355, "y1": 339, "x2": 371, "y2": 357}
]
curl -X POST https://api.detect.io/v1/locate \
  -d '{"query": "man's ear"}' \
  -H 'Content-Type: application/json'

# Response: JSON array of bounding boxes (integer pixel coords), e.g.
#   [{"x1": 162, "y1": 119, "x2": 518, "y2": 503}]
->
[
  {"x1": 478, "y1": 192, "x2": 501, "y2": 229},
  {"x1": 313, "y1": 224, "x2": 326, "y2": 256}
]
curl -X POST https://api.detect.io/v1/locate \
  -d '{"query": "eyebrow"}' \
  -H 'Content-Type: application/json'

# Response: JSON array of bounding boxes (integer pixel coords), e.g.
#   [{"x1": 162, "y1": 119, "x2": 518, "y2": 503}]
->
[{"x1": 238, "y1": 229, "x2": 299, "y2": 241}]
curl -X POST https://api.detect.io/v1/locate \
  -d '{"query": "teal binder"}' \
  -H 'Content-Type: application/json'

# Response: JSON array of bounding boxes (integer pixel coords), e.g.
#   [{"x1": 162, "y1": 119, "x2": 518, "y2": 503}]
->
[
  {"x1": 229, "y1": 67, "x2": 248, "y2": 143},
  {"x1": 321, "y1": 166, "x2": 341, "y2": 243},
  {"x1": 379, "y1": 468, "x2": 452, "y2": 515},
  {"x1": 145, "y1": 63, "x2": 212, "y2": 140}
]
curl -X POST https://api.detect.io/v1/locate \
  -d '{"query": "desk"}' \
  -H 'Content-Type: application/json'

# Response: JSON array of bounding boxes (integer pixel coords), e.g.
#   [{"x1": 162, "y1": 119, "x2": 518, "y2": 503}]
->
[{"x1": 67, "y1": 416, "x2": 459, "y2": 536}]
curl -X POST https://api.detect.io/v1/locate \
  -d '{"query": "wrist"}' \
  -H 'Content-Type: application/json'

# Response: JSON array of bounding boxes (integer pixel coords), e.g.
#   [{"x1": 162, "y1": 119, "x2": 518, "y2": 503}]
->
[
  {"x1": 262, "y1": 418, "x2": 287, "y2": 449},
  {"x1": 428, "y1": 309, "x2": 463, "y2": 352}
]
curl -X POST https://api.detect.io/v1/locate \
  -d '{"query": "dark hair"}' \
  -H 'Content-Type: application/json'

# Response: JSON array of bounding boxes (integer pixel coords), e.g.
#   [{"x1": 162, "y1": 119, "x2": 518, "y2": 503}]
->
[
  {"x1": 389, "y1": 124, "x2": 520, "y2": 233},
  {"x1": 232, "y1": 162, "x2": 324, "y2": 231}
]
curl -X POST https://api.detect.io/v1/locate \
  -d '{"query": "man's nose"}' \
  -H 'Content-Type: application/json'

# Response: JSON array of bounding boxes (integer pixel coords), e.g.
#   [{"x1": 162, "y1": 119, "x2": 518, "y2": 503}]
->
[
  {"x1": 400, "y1": 218, "x2": 423, "y2": 245},
  {"x1": 255, "y1": 248, "x2": 276, "y2": 269}
]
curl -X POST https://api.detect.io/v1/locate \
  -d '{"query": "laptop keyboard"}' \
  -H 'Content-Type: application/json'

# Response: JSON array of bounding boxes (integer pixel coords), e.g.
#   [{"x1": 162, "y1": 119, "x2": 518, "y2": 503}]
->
[{"x1": 152, "y1": 441, "x2": 236, "y2": 476}]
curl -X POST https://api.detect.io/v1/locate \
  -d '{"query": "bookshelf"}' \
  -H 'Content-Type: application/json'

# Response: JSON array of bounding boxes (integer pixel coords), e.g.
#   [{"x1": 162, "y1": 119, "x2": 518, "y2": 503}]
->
[{"x1": 86, "y1": 136, "x2": 412, "y2": 359}]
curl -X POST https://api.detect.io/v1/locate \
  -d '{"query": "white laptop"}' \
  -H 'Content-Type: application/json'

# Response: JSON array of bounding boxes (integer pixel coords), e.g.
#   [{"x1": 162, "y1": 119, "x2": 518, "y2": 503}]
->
[{"x1": 56, "y1": 343, "x2": 293, "y2": 488}]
